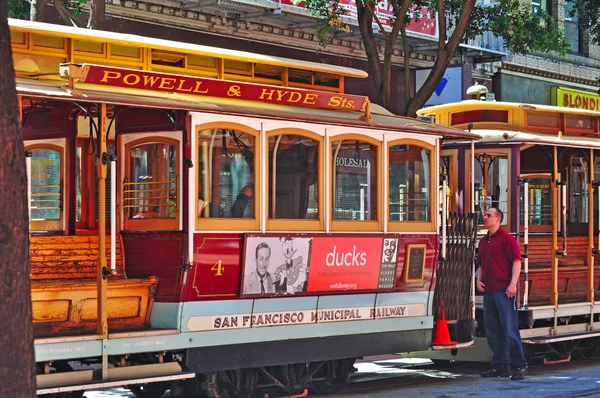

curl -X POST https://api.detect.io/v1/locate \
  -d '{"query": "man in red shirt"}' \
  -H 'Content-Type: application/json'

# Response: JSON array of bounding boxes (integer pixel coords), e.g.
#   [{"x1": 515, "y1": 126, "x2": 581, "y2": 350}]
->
[{"x1": 477, "y1": 208, "x2": 528, "y2": 381}]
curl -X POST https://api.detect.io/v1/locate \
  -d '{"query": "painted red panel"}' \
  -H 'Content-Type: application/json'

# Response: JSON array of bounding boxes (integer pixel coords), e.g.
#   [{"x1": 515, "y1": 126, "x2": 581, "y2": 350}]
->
[
  {"x1": 307, "y1": 237, "x2": 390, "y2": 292},
  {"x1": 186, "y1": 233, "x2": 438, "y2": 302},
  {"x1": 81, "y1": 64, "x2": 368, "y2": 112},
  {"x1": 395, "y1": 234, "x2": 439, "y2": 292},
  {"x1": 187, "y1": 233, "x2": 244, "y2": 301},
  {"x1": 122, "y1": 232, "x2": 186, "y2": 302}
]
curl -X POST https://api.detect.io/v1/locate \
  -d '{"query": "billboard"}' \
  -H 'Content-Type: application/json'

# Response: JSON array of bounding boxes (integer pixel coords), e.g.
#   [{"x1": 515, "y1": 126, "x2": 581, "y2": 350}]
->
[
  {"x1": 270, "y1": 1, "x2": 438, "y2": 39},
  {"x1": 241, "y1": 235, "x2": 398, "y2": 296},
  {"x1": 415, "y1": 66, "x2": 463, "y2": 107}
]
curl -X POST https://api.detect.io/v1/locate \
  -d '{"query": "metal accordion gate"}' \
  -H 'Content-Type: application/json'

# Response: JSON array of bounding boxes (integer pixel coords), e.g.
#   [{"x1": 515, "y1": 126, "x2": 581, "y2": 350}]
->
[{"x1": 433, "y1": 212, "x2": 478, "y2": 343}]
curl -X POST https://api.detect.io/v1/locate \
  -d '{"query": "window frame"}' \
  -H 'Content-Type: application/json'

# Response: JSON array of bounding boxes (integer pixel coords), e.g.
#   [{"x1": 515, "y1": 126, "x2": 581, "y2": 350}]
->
[
  {"x1": 387, "y1": 138, "x2": 436, "y2": 233},
  {"x1": 330, "y1": 134, "x2": 382, "y2": 232},
  {"x1": 464, "y1": 147, "x2": 512, "y2": 232},
  {"x1": 122, "y1": 135, "x2": 181, "y2": 231},
  {"x1": 519, "y1": 173, "x2": 553, "y2": 232},
  {"x1": 194, "y1": 123, "x2": 261, "y2": 231},
  {"x1": 26, "y1": 140, "x2": 68, "y2": 233},
  {"x1": 267, "y1": 128, "x2": 324, "y2": 231}
]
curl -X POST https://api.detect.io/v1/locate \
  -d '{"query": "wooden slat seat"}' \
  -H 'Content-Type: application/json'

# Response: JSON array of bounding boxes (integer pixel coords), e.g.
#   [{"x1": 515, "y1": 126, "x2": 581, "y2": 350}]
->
[
  {"x1": 518, "y1": 235, "x2": 600, "y2": 306},
  {"x1": 29, "y1": 235, "x2": 158, "y2": 336},
  {"x1": 30, "y1": 235, "x2": 125, "y2": 280}
]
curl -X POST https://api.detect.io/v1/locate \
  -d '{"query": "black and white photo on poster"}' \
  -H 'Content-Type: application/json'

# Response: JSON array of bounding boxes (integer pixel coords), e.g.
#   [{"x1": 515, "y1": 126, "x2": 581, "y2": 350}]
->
[{"x1": 242, "y1": 236, "x2": 312, "y2": 296}]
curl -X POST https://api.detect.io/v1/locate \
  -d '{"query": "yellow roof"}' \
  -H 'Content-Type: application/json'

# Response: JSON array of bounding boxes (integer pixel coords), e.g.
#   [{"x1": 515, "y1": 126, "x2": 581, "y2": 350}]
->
[
  {"x1": 417, "y1": 100, "x2": 600, "y2": 117},
  {"x1": 9, "y1": 18, "x2": 368, "y2": 79}
]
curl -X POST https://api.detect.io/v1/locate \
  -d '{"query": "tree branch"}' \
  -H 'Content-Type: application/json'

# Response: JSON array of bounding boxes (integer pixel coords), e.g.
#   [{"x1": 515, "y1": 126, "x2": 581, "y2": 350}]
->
[
  {"x1": 53, "y1": 0, "x2": 83, "y2": 27},
  {"x1": 437, "y1": 0, "x2": 446, "y2": 51}
]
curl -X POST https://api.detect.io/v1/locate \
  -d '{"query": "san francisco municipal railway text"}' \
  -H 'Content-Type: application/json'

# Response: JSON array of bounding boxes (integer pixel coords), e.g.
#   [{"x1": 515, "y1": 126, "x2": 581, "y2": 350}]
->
[{"x1": 211, "y1": 306, "x2": 411, "y2": 329}]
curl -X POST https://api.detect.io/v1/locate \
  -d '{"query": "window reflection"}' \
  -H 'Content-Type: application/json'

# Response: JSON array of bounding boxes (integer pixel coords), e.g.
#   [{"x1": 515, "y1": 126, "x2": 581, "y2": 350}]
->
[
  {"x1": 31, "y1": 148, "x2": 62, "y2": 224},
  {"x1": 197, "y1": 129, "x2": 255, "y2": 219},
  {"x1": 520, "y1": 176, "x2": 552, "y2": 227},
  {"x1": 389, "y1": 144, "x2": 430, "y2": 222},
  {"x1": 570, "y1": 156, "x2": 588, "y2": 223},
  {"x1": 125, "y1": 142, "x2": 177, "y2": 220},
  {"x1": 269, "y1": 135, "x2": 319, "y2": 219},
  {"x1": 332, "y1": 139, "x2": 377, "y2": 220},
  {"x1": 474, "y1": 154, "x2": 508, "y2": 226}
]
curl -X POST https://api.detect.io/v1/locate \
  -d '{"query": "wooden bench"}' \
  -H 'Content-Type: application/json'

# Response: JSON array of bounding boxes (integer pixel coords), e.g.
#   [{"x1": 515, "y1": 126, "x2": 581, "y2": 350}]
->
[
  {"x1": 30, "y1": 235, "x2": 158, "y2": 336},
  {"x1": 519, "y1": 235, "x2": 600, "y2": 306}
]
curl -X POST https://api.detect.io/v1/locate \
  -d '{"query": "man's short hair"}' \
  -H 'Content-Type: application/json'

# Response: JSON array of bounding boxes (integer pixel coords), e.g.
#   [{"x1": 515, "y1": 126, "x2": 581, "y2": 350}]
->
[
  {"x1": 255, "y1": 242, "x2": 271, "y2": 258},
  {"x1": 491, "y1": 208, "x2": 504, "y2": 223}
]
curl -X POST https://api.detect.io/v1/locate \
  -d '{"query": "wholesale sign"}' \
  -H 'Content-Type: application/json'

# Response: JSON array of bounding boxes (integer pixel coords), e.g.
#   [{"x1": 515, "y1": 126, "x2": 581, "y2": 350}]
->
[{"x1": 241, "y1": 235, "x2": 399, "y2": 297}]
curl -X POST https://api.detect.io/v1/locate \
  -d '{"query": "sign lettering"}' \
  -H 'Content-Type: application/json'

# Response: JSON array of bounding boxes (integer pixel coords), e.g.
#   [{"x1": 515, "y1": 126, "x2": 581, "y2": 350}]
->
[
  {"x1": 187, "y1": 304, "x2": 426, "y2": 331},
  {"x1": 552, "y1": 86, "x2": 600, "y2": 110},
  {"x1": 78, "y1": 64, "x2": 368, "y2": 113}
]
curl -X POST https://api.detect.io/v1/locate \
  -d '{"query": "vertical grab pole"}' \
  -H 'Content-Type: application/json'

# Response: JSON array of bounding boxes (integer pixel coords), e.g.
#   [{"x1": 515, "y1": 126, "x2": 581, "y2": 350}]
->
[
  {"x1": 110, "y1": 159, "x2": 116, "y2": 274},
  {"x1": 588, "y1": 149, "x2": 595, "y2": 307},
  {"x1": 562, "y1": 183, "x2": 567, "y2": 255},
  {"x1": 26, "y1": 152, "x2": 32, "y2": 226},
  {"x1": 523, "y1": 179, "x2": 529, "y2": 308},
  {"x1": 470, "y1": 143, "x2": 476, "y2": 320},
  {"x1": 471, "y1": 141, "x2": 475, "y2": 214},
  {"x1": 97, "y1": 103, "x2": 109, "y2": 378},
  {"x1": 441, "y1": 177, "x2": 447, "y2": 261},
  {"x1": 551, "y1": 146, "x2": 559, "y2": 331}
]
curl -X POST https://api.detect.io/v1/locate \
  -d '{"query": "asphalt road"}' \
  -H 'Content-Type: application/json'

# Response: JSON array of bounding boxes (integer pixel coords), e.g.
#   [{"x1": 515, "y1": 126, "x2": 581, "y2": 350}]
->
[{"x1": 84, "y1": 356, "x2": 600, "y2": 398}]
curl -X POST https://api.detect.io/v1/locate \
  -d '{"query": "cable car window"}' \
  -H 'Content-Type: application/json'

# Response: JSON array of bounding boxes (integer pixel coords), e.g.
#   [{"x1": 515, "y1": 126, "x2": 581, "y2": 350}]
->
[
  {"x1": 473, "y1": 153, "x2": 508, "y2": 226},
  {"x1": 332, "y1": 139, "x2": 377, "y2": 220},
  {"x1": 30, "y1": 147, "x2": 63, "y2": 231},
  {"x1": 520, "y1": 176, "x2": 552, "y2": 227},
  {"x1": 197, "y1": 129, "x2": 255, "y2": 219},
  {"x1": 269, "y1": 134, "x2": 319, "y2": 220},
  {"x1": 389, "y1": 144, "x2": 430, "y2": 222},
  {"x1": 570, "y1": 155, "x2": 589, "y2": 224},
  {"x1": 125, "y1": 142, "x2": 177, "y2": 220}
]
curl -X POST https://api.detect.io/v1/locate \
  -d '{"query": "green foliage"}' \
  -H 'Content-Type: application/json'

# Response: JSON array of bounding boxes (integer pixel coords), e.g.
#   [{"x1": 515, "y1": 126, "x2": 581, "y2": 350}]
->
[
  {"x1": 299, "y1": 0, "x2": 568, "y2": 56},
  {"x1": 8, "y1": 0, "x2": 30, "y2": 20},
  {"x1": 484, "y1": 0, "x2": 568, "y2": 56},
  {"x1": 573, "y1": 0, "x2": 600, "y2": 45}
]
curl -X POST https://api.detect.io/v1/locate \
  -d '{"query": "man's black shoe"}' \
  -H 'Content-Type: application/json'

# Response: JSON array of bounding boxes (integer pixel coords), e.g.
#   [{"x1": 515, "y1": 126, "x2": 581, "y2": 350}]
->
[
  {"x1": 480, "y1": 367, "x2": 511, "y2": 378},
  {"x1": 511, "y1": 366, "x2": 527, "y2": 381}
]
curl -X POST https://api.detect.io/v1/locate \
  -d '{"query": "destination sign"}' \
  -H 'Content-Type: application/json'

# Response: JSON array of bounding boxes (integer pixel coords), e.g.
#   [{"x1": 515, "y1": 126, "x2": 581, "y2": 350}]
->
[{"x1": 64, "y1": 64, "x2": 369, "y2": 113}]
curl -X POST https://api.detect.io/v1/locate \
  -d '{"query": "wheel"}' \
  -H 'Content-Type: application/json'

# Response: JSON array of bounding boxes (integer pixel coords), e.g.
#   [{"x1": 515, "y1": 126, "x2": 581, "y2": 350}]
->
[
  {"x1": 129, "y1": 382, "x2": 169, "y2": 398},
  {"x1": 214, "y1": 369, "x2": 257, "y2": 398},
  {"x1": 309, "y1": 359, "x2": 355, "y2": 395}
]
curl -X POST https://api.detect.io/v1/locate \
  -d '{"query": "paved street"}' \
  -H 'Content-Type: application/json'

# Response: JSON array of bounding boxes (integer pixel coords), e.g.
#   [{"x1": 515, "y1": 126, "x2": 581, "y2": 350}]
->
[{"x1": 84, "y1": 356, "x2": 600, "y2": 397}]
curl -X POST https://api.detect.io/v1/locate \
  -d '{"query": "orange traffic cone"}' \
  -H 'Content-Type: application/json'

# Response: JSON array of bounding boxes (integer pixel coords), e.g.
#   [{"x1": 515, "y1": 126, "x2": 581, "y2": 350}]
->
[{"x1": 432, "y1": 300, "x2": 457, "y2": 346}]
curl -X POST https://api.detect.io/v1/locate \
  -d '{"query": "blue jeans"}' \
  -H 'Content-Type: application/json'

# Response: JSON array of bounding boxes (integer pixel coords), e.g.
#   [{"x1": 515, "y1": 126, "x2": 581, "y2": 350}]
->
[{"x1": 483, "y1": 290, "x2": 527, "y2": 368}]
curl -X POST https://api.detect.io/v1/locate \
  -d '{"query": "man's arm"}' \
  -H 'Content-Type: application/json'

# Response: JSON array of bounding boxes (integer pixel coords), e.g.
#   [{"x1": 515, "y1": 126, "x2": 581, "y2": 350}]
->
[
  {"x1": 506, "y1": 259, "x2": 521, "y2": 298},
  {"x1": 231, "y1": 186, "x2": 252, "y2": 218}
]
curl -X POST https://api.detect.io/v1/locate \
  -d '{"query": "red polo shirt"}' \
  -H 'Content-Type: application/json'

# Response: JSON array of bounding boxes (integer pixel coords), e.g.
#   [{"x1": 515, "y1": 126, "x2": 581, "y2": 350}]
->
[{"x1": 478, "y1": 228, "x2": 521, "y2": 293}]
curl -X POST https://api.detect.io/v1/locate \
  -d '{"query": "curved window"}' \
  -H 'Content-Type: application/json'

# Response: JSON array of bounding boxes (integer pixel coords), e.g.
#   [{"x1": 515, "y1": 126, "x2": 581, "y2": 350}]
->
[
  {"x1": 30, "y1": 147, "x2": 63, "y2": 231},
  {"x1": 124, "y1": 139, "x2": 179, "y2": 230},
  {"x1": 389, "y1": 143, "x2": 431, "y2": 223},
  {"x1": 268, "y1": 133, "x2": 321, "y2": 230},
  {"x1": 332, "y1": 139, "x2": 378, "y2": 221},
  {"x1": 197, "y1": 128, "x2": 256, "y2": 221}
]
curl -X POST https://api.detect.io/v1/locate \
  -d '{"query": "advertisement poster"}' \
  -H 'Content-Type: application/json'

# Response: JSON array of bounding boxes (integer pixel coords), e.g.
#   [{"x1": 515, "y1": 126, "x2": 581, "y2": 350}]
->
[
  {"x1": 415, "y1": 66, "x2": 463, "y2": 107},
  {"x1": 269, "y1": 0, "x2": 438, "y2": 38},
  {"x1": 241, "y1": 235, "x2": 398, "y2": 296}
]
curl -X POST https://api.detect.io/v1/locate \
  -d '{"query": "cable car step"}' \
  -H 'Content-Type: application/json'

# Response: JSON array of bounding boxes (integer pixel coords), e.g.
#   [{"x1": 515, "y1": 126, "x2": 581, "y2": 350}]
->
[
  {"x1": 522, "y1": 330, "x2": 600, "y2": 345},
  {"x1": 36, "y1": 362, "x2": 196, "y2": 395},
  {"x1": 432, "y1": 340, "x2": 475, "y2": 350}
]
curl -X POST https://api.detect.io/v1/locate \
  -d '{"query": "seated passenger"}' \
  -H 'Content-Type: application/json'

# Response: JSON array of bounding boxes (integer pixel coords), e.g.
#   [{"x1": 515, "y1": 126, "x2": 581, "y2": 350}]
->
[{"x1": 198, "y1": 185, "x2": 253, "y2": 218}]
